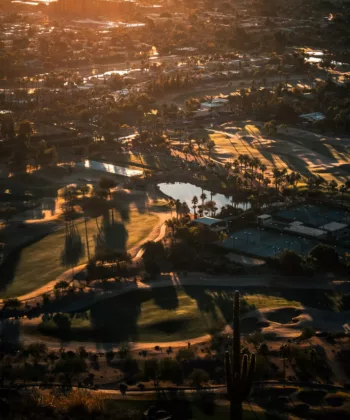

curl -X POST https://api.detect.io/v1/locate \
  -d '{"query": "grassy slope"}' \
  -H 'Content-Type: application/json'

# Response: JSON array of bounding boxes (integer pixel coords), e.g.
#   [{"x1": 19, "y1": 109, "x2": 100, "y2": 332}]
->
[
  {"x1": 0, "y1": 210, "x2": 158, "y2": 299},
  {"x1": 38, "y1": 286, "x2": 305, "y2": 343}
]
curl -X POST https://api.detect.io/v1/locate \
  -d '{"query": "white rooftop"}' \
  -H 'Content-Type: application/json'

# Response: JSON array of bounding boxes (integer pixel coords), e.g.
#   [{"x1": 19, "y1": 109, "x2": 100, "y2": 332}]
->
[
  {"x1": 201, "y1": 101, "x2": 225, "y2": 108},
  {"x1": 300, "y1": 112, "x2": 325, "y2": 122},
  {"x1": 290, "y1": 220, "x2": 303, "y2": 226},
  {"x1": 257, "y1": 214, "x2": 272, "y2": 220},
  {"x1": 193, "y1": 217, "x2": 222, "y2": 226},
  {"x1": 320, "y1": 221, "x2": 348, "y2": 232},
  {"x1": 284, "y1": 223, "x2": 325, "y2": 238}
]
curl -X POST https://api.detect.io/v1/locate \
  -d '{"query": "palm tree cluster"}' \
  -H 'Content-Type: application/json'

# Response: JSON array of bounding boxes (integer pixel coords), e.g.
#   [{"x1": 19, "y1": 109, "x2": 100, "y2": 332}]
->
[
  {"x1": 168, "y1": 199, "x2": 190, "y2": 219},
  {"x1": 191, "y1": 194, "x2": 218, "y2": 217}
]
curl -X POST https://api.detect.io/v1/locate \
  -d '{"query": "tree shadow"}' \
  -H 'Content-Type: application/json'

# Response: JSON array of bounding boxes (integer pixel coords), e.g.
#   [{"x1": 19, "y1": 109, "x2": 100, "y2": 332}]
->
[
  {"x1": 0, "y1": 247, "x2": 22, "y2": 295},
  {"x1": 96, "y1": 214, "x2": 128, "y2": 253},
  {"x1": 151, "y1": 285, "x2": 179, "y2": 310},
  {"x1": 112, "y1": 189, "x2": 147, "y2": 217},
  {"x1": 181, "y1": 285, "x2": 218, "y2": 317},
  {"x1": 0, "y1": 318, "x2": 20, "y2": 347},
  {"x1": 60, "y1": 222, "x2": 85, "y2": 269},
  {"x1": 88, "y1": 290, "x2": 145, "y2": 345}
]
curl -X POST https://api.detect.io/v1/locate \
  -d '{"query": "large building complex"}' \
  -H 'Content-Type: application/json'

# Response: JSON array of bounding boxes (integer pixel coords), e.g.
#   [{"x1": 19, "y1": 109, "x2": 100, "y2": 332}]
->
[{"x1": 52, "y1": 0, "x2": 137, "y2": 16}]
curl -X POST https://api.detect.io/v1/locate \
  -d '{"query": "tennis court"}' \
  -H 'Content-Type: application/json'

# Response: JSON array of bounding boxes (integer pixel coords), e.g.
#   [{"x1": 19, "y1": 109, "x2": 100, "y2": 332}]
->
[
  {"x1": 274, "y1": 204, "x2": 349, "y2": 227},
  {"x1": 221, "y1": 227, "x2": 320, "y2": 258}
]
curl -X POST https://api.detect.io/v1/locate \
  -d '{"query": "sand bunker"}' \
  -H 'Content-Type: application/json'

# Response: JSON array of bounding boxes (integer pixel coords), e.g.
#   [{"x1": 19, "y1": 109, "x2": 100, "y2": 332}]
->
[
  {"x1": 243, "y1": 306, "x2": 350, "y2": 338},
  {"x1": 266, "y1": 308, "x2": 303, "y2": 324}
]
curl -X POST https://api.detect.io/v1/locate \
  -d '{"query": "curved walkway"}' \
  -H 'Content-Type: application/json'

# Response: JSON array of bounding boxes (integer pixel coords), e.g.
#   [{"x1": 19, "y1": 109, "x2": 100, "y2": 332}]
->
[
  {"x1": 0, "y1": 210, "x2": 169, "y2": 305},
  {"x1": 19, "y1": 272, "x2": 341, "y2": 352}
]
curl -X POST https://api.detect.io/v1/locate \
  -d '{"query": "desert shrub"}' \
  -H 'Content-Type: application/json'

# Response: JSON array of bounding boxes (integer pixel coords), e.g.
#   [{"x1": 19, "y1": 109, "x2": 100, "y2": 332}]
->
[{"x1": 189, "y1": 368, "x2": 209, "y2": 387}]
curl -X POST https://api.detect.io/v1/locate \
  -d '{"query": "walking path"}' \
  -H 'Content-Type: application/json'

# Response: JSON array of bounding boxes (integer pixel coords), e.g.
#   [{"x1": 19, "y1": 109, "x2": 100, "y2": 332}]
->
[
  {"x1": 0, "y1": 210, "x2": 169, "y2": 305},
  {"x1": 18, "y1": 272, "x2": 349, "y2": 352}
]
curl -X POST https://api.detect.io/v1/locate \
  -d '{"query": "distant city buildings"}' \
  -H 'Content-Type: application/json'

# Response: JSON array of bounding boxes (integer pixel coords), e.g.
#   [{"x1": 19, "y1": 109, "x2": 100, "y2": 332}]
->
[{"x1": 51, "y1": 0, "x2": 137, "y2": 17}]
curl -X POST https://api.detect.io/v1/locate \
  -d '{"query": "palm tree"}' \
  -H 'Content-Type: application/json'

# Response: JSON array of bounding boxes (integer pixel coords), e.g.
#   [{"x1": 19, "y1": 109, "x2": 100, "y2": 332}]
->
[
  {"x1": 280, "y1": 344, "x2": 290, "y2": 379},
  {"x1": 168, "y1": 199, "x2": 175, "y2": 217},
  {"x1": 207, "y1": 140, "x2": 215, "y2": 160},
  {"x1": 191, "y1": 195, "x2": 198, "y2": 217},
  {"x1": 181, "y1": 202, "x2": 190, "y2": 218},
  {"x1": 238, "y1": 154, "x2": 245, "y2": 171},
  {"x1": 196, "y1": 138, "x2": 202, "y2": 155},
  {"x1": 242, "y1": 154, "x2": 251, "y2": 171},
  {"x1": 197, "y1": 204, "x2": 204, "y2": 217},
  {"x1": 272, "y1": 168, "x2": 282, "y2": 192},
  {"x1": 224, "y1": 162, "x2": 232, "y2": 176},
  {"x1": 79, "y1": 184, "x2": 91, "y2": 262},
  {"x1": 165, "y1": 218, "x2": 178, "y2": 236},
  {"x1": 259, "y1": 164, "x2": 267, "y2": 174},
  {"x1": 328, "y1": 179, "x2": 338, "y2": 193},
  {"x1": 200, "y1": 191, "x2": 207, "y2": 207},
  {"x1": 256, "y1": 173, "x2": 264, "y2": 193},
  {"x1": 340, "y1": 184, "x2": 346, "y2": 204},
  {"x1": 205, "y1": 200, "x2": 217, "y2": 217},
  {"x1": 98, "y1": 176, "x2": 117, "y2": 223},
  {"x1": 175, "y1": 199, "x2": 181, "y2": 219},
  {"x1": 294, "y1": 172, "x2": 302, "y2": 186},
  {"x1": 251, "y1": 157, "x2": 261, "y2": 174}
]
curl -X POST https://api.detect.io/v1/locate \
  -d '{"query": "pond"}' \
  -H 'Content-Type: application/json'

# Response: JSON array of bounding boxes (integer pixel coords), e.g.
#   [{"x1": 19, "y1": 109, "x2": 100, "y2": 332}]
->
[
  {"x1": 158, "y1": 182, "x2": 251, "y2": 211},
  {"x1": 75, "y1": 160, "x2": 142, "y2": 177}
]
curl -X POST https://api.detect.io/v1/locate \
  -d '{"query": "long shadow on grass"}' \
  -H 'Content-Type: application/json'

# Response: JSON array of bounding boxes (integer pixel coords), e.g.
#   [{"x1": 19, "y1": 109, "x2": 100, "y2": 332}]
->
[
  {"x1": 278, "y1": 289, "x2": 338, "y2": 311},
  {"x1": 88, "y1": 289, "x2": 146, "y2": 346},
  {"x1": 0, "y1": 248, "x2": 22, "y2": 296},
  {"x1": 61, "y1": 221, "x2": 85, "y2": 270},
  {"x1": 96, "y1": 214, "x2": 128, "y2": 253},
  {"x1": 151, "y1": 283, "x2": 179, "y2": 310}
]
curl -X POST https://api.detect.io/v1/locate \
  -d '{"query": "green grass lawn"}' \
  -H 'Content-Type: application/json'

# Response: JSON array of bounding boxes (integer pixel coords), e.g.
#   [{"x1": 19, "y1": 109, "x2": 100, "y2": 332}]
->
[
  {"x1": 244, "y1": 294, "x2": 302, "y2": 309},
  {"x1": 0, "y1": 210, "x2": 158, "y2": 299},
  {"x1": 37, "y1": 286, "x2": 307, "y2": 344}
]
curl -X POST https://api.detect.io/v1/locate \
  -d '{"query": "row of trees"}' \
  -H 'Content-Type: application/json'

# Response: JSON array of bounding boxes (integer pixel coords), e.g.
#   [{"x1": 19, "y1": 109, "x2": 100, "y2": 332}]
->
[{"x1": 273, "y1": 243, "x2": 343, "y2": 276}]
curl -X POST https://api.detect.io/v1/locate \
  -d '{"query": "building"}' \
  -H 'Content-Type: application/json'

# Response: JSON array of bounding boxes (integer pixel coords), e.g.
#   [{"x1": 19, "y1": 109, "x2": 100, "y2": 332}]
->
[
  {"x1": 200, "y1": 98, "x2": 229, "y2": 113},
  {"x1": 192, "y1": 216, "x2": 226, "y2": 232},
  {"x1": 257, "y1": 214, "x2": 272, "y2": 226},
  {"x1": 97, "y1": 0, "x2": 137, "y2": 16},
  {"x1": 299, "y1": 112, "x2": 325, "y2": 123},
  {"x1": 284, "y1": 221, "x2": 325, "y2": 238},
  {"x1": 52, "y1": 0, "x2": 96, "y2": 15},
  {"x1": 320, "y1": 222, "x2": 349, "y2": 238}
]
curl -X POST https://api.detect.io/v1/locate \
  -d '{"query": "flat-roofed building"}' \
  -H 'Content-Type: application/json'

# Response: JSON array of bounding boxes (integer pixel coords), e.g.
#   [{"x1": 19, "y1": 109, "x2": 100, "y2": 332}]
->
[
  {"x1": 320, "y1": 221, "x2": 349, "y2": 238},
  {"x1": 284, "y1": 221, "x2": 326, "y2": 238},
  {"x1": 257, "y1": 214, "x2": 272, "y2": 226},
  {"x1": 192, "y1": 216, "x2": 226, "y2": 232}
]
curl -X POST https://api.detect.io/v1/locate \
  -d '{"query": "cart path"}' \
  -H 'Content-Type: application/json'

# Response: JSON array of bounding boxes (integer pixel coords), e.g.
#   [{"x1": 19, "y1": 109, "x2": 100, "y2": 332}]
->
[{"x1": 0, "y1": 211, "x2": 169, "y2": 304}]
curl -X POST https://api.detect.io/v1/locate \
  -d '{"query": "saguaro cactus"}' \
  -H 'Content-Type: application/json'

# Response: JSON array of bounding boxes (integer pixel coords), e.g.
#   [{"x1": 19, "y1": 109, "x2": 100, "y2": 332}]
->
[{"x1": 225, "y1": 290, "x2": 255, "y2": 420}]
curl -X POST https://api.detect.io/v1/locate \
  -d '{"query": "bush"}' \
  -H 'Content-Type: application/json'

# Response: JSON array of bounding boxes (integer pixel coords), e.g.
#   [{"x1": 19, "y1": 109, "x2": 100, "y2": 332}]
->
[
  {"x1": 53, "y1": 357, "x2": 88, "y2": 385},
  {"x1": 3, "y1": 298, "x2": 22, "y2": 310},
  {"x1": 278, "y1": 250, "x2": 304, "y2": 275},
  {"x1": 176, "y1": 347, "x2": 195, "y2": 362},
  {"x1": 53, "y1": 313, "x2": 71, "y2": 332},
  {"x1": 119, "y1": 382, "x2": 128, "y2": 395},
  {"x1": 300, "y1": 326, "x2": 315, "y2": 341},
  {"x1": 309, "y1": 244, "x2": 339, "y2": 270},
  {"x1": 159, "y1": 358, "x2": 183, "y2": 384},
  {"x1": 143, "y1": 358, "x2": 159, "y2": 381},
  {"x1": 189, "y1": 368, "x2": 209, "y2": 387}
]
